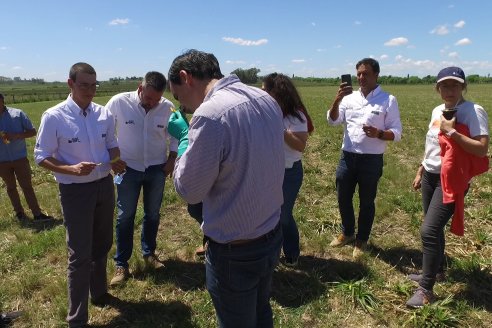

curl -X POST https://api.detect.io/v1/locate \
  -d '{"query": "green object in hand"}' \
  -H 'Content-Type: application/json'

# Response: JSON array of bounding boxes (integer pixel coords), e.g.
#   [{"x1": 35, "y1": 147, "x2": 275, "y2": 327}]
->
[{"x1": 168, "y1": 110, "x2": 189, "y2": 156}]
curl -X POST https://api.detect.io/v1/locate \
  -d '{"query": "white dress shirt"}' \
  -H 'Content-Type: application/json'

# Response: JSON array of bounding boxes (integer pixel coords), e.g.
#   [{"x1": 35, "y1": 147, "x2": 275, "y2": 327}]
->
[
  {"x1": 328, "y1": 85, "x2": 402, "y2": 154},
  {"x1": 34, "y1": 95, "x2": 118, "y2": 184},
  {"x1": 105, "y1": 91, "x2": 178, "y2": 171}
]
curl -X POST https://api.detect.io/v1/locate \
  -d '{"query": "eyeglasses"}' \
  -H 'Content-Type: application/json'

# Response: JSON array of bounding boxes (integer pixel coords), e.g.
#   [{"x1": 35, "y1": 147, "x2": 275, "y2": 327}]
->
[{"x1": 75, "y1": 82, "x2": 99, "y2": 90}]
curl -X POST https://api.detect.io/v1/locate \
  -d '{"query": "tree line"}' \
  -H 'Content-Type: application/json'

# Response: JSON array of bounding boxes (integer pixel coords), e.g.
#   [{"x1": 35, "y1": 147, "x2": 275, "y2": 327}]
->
[{"x1": 230, "y1": 68, "x2": 492, "y2": 86}]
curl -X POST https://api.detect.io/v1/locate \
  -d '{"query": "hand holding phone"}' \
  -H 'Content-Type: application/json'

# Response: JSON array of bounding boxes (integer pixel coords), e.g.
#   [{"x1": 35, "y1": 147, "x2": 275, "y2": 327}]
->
[
  {"x1": 341, "y1": 74, "x2": 353, "y2": 95},
  {"x1": 341, "y1": 74, "x2": 352, "y2": 86}
]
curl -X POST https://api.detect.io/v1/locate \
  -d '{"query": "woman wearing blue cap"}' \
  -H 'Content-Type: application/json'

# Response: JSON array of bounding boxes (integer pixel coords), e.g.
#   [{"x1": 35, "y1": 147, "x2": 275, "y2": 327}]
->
[{"x1": 406, "y1": 67, "x2": 489, "y2": 307}]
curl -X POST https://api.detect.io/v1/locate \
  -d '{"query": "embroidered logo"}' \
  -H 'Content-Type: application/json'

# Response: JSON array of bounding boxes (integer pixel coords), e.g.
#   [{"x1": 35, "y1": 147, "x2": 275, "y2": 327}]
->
[
  {"x1": 157, "y1": 124, "x2": 164, "y2": 128},
  {"x1": 125, "y1": 120, "x2": 135, "y2": 125},
  {"x1": 68, "y1": 137, "x2": 81, "y2": 144}
]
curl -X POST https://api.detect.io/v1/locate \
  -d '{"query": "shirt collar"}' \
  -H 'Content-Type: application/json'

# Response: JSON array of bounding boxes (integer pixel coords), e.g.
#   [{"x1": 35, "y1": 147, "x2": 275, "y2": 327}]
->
[
  {"x1": 204, "y1": 75, "x2": 240, "y2": 102},
  {"x1": 358, "y1": 85, "x2": 381, "y2": 99},
  {"x1": 67, "y1": 94, "x2": 93, "y2": 116}
]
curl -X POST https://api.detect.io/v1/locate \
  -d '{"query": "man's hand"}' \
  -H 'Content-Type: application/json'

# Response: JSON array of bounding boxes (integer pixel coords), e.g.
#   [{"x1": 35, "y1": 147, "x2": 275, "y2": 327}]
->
[
  {"x1": 110, "y1": 158, "x2": 127, "y2": 174},
  {"x1": 71, "y1": 162, "x2": 97, "y2": 176},
  {"x1": 163, "y1": 158, "x2": 176, "y2": 177},
  {"x1": 168, "y1": 110, "x2": 189, "y2": 156}
]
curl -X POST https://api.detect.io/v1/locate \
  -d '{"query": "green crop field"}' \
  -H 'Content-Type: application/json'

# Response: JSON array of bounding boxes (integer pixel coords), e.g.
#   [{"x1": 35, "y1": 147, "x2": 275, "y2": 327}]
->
[{"x1": 1, "y1": 84, "x2": 491, "y2": 327}]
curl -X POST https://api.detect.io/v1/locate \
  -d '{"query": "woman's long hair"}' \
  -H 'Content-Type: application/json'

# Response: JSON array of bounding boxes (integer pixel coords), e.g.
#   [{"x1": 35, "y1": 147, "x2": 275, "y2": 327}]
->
[{"x1": 263, "y1": 73, "x2": 314, "y2": 133}]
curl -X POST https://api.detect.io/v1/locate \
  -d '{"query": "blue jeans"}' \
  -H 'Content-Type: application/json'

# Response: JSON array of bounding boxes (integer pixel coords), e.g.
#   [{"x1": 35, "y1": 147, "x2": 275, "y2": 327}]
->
[
  {"x1": 114, "y1": 165, "x2": 165, "y2": 268},
  {"x1": 335, "y1": 151, "x2": 383, "y2": 241},
  {"x1": 280, "y1": 160, "x2": 303, "y2": 258},
  {"x1": 205, "y1": 223, "x2": 282, "y2": 328}
]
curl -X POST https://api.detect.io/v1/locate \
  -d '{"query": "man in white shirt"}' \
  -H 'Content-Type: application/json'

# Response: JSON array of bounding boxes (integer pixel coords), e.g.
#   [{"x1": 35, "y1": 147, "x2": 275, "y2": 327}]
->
[
  {"x1": 327, "y1": 58, "x2": 402, "y2": 258},
  {"x1": 34, "y1": 62, "x2": 126, "y2": 327},
  {"x1": 105, "y1": 71, "x2": 178, "y2": 286}
]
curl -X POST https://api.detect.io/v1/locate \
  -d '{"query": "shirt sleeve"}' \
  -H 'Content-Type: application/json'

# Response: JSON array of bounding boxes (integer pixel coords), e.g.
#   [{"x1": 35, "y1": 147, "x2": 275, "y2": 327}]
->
[
  {"x1": 327, "y1": 100, "x2": 346, "y2": 125},
  {"x1": 104, "y1": 110, "x2": 119, "y2": 150},
  {"x1": 20, "y1": 111, "x2": 35, "y2": 131},
  {"x1": 34, "y1": 112, "x2": 58, "y2": 163},
  {"x1": 384, "y1": 95, "x2": 402, "y2": 141},
  {"x1": 173, "y1": 116, "x2": 223, "y2": 204}
]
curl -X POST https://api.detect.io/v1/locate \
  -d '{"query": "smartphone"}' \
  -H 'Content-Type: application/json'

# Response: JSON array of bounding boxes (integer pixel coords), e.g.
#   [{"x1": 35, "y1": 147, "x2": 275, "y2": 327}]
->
[{"x1": 341, "y1": 74, "x2": 352, "y2": 86}]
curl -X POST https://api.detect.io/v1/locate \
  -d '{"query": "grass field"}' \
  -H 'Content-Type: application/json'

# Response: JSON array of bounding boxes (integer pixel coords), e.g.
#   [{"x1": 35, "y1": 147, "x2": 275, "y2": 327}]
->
[{"x1": 1, "y1": 84, "x2": 491, "y2": 327}]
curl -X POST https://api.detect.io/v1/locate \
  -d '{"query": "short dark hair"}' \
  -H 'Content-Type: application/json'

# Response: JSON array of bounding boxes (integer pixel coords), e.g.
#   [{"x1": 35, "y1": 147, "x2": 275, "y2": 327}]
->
[
  {"x1": 356, "y1": 58, "x2": 380, "y2": 74},
  {"x1": 142, "y1": 71, "x2": 166, "y2": 92},
  {"x1": 168, "y1": 49, "x2": 224, "y2": 85},
  {"x1": 69, "y1": 62, "x2": 96, "y2": 82}
]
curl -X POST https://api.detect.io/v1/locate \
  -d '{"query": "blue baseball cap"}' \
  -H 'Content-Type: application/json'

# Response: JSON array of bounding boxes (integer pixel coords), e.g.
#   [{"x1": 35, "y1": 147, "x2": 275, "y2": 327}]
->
[{"x1": 437, "y1": 66, "x2": 465, "y2": 84}]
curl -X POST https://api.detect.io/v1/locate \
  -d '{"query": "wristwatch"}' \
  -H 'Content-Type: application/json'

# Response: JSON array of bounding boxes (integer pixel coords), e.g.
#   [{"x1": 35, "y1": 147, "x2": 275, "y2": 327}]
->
[{"x1": 377, "y1": 130, "x2": 384, "y2": 139}]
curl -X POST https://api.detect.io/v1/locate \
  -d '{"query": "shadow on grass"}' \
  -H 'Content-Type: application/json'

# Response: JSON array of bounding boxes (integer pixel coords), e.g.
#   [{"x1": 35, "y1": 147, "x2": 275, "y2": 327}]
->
[
  {"x1": 271, "y1": 255, "x2": 371, "y2": 308},
  {"x1": 449, "y1": 263, "x2": 492, "y2": 312},
  {"x1": 92, "y1": 299, "x2": 194, "y2": 328},
  {"x1": 134, "y1": 258, "x2": 206, "y2": 291},
  {"x1": 17, "y1": 216, "x2": 63, "y2": 233},
  {"x1": 370, "y1": 245, "x2": 423, "y2": 274}
]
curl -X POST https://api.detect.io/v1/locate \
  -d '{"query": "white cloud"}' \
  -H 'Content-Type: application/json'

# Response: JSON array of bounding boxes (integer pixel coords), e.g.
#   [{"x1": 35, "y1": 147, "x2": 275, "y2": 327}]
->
[
  {"x1": 222, "y1": 37, "x2": 268, "y2": 46},
  {"x1": 316, "y1": 48, "x2": 327, "y2": 52},
  {"x1": 12, "y1": 66, "x2": 22, "y2": 70},
  {"x1": 311, "y1": 22, "x2": 316, "y2": 26},
  {"x1": 292, "y1": 59, "x2": 306, "y2": 63},
  {"x1": 380, "y1": 54, "x2": 389, "y2": 60},
  {"x1": 448, "y1": 52, "x2": 459, "y2": 58},
  {"x1": 0, "y1": 46, "x2": 8, "y2": 50},
  {"x1": 448, "y1": 4, "x2": 455, "y2": 9},
  {"x1": 384, "y1": 37, "x2": 409, "y2": 46},
  {"x1": 85, "y1": 27, "x2": 93, "y2": 32},
  {"x1": 430, "y1": 25, "x2": 449, "y2": 35},
  {"x1": 225, "y1": 60, "x2": 246, "y2": 65},
  {"x1": 109, "y1": 18, "x2": 130, "y2": 26},
  {"x1": 354, "y1": 21, "x2": 362, "y2": 25},
  {"x1": 334, "y1": 44, "x2": 342, "y2": 49},
  {"x1": 455, "y1": 38, "x2": 471, "y2": 46},
  {"x1": 454, "y1": 20, "x2": 465, "y2": 28}
]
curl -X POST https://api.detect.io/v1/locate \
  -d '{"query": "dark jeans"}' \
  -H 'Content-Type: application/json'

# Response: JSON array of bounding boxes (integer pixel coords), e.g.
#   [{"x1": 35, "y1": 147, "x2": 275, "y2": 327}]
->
[
  {"x1": 335, "y1": 151, "x2": 383, "y2": 241},
  {"x1": 205, "y1": 223, "x2": 282, "y2": 328},
  {"x1": 280, "y1": 160, "x2": 303, "y2": 258},
  {"x1": 419, "y1": 170, "x2": 455, "y2": 290},
  {"x1": 59, "y1": 175, "x2": 114, "y2": 327},
  {"x1": 114, "y1": 165, "x2": 165, "y2": 268}
]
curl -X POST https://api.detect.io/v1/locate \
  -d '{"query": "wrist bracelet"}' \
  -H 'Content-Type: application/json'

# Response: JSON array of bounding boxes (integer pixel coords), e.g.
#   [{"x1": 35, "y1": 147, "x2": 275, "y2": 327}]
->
[{"x1": 446, "y1": 129, "x2": 456, "y2": 137}]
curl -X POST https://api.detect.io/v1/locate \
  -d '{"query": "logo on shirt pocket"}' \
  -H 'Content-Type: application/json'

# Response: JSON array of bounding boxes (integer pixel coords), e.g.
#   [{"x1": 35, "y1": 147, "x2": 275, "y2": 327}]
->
[
  {"x1": 68, "y1": 137, "x2": 81, "y2": 144},
  {"x1": 125, "y1": 120, "x2": 135, "y2": 125}
]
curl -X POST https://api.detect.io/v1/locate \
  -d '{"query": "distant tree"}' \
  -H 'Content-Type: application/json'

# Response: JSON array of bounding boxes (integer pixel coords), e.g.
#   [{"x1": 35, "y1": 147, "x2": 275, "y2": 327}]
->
[{"x1": 231, "y1": 68, "x2": 261, "y2": 84}]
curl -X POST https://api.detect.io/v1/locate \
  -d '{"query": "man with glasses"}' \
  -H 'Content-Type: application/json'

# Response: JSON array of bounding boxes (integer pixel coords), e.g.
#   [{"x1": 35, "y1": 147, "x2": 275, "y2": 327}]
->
[
  {"x1": 105, "y1": 71, "x2": 178, "y2": 286},
  {"x1": 34, "y1": 62, "x2": 126, "y2": 328}
]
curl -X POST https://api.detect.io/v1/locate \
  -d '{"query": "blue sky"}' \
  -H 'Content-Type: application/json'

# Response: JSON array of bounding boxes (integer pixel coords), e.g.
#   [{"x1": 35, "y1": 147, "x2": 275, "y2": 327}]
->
[{"x1": 1, "y1": 0, "x2": 491, "y2": 82}]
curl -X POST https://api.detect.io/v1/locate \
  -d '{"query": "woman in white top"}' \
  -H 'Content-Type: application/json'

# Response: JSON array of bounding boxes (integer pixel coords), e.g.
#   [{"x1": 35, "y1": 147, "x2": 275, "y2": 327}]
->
[
  {"x1": 407, "y1": 67, "x2": 489, "y2": 308},
  {"x1": 262, "y1": 73, "x2": 314, "y2": 266}
]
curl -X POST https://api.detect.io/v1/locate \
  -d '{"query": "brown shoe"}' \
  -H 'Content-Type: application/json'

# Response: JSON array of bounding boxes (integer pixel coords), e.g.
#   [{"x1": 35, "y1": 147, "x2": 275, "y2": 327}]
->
[
  {"x1": 110, "y1": 266, "x2": 130, "y2": 286},
  {"x1": 352, "y1": 240, "x2": 368, "y2": 258},
  {"x1": 330, "y1": 234, "x2": 355, "y2": 247},
  {"x1": 144, "y1": 254, "x2": 164, "y2": 270}
]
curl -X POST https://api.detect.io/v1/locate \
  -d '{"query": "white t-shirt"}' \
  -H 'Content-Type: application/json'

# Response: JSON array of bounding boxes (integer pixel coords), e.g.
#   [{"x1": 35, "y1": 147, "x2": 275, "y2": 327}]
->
[
  {"x1": 284, "y1": 111, "x2": 308, "y2": 168},
  {"x1": 422, "y1": 100, "x2": 489, "y2": 174}
]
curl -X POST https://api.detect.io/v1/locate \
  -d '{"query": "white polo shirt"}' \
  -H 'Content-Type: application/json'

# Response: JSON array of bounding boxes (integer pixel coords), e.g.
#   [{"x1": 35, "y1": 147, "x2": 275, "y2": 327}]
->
[
  {"x1": 105, "y1": 91, "x2": 178, "y2": 171},
  {"x1": 34, "y1": 95, "x2": 118, "y2": 184},
  {"x1": 327, "y1": 85, "x2": 402, "y2": 154}
]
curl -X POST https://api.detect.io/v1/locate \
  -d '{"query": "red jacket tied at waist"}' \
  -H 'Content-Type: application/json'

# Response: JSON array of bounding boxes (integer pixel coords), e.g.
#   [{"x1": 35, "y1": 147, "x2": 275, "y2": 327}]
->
[{"x1": 438, "y1": 123, "x2": 489, "y2": 236}]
